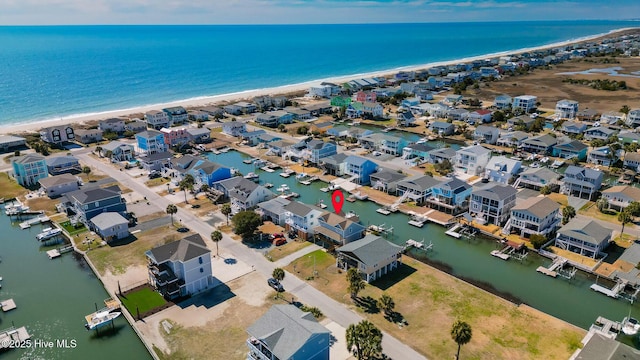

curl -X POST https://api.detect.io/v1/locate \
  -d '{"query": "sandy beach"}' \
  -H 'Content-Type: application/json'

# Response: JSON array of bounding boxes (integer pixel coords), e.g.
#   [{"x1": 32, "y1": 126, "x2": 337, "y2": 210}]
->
[{"x1": 1, "y1": 26, "x2": 636, "y2": 136}]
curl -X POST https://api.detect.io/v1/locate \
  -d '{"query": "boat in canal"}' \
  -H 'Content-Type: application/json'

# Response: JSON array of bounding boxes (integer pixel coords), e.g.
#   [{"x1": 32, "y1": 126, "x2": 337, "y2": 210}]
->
[
  {"x1": 85, "y1": 309, "x2": 121, "y2": 331},
  {"x1": 622, "y1": 314, "x2": 640, "y2": 336},
  {"x1": 36, "y1": 227, "x2": 63, "y2": 241},
  {"x1": 244, "y1": 172, "x2": 259, "y2": 181}
]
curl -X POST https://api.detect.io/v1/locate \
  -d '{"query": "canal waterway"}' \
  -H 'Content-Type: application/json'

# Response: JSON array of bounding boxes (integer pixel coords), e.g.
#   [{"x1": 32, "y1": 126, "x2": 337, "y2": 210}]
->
[
  {"x1": 0, "y1": 214, "x2": 152, "y2": 360},
  {"x1": 208, "y1": 150, "x2": 640, "y2": 339}
]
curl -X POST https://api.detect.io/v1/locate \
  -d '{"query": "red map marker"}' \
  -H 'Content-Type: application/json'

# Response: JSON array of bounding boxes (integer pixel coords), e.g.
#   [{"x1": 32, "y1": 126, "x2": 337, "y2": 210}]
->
[{"x1": 331, "y1": 189, "x2": 344, "y2": 214}]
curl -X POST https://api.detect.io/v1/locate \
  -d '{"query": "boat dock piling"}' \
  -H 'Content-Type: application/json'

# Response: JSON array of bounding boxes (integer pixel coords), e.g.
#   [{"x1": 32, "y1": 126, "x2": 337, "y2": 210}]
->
[
  {"x1": 536, "y1": 257, "x2": 568, "y2": 278},
  {"x1": 490, "y1": 241, "x2": 526, "y2": 261},
  {"x1": 0, "y1": 326, "x2": 30, "y2": 349},
  {"x1": 405, "y1": 239, "x2": 433, "y2": 252}
]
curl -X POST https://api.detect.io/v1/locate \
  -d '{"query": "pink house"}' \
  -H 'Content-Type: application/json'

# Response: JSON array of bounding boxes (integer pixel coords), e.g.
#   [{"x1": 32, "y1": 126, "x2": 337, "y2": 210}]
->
[
  {"x1": 161, "y1": 127, "x2": 190, "y2": 147},
  {"x1": 355, "y1": 91, "x2": 377, "y2": 103}
]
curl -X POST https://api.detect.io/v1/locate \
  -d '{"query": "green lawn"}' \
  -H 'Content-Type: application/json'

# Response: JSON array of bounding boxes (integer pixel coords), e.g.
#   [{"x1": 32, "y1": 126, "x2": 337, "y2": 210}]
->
[
  {"x1": 119, "y1": 287, "x2": 167, "y2": 316},
  {"x1": 60, "y1": 221, "x2": 87, "y2": 236}
]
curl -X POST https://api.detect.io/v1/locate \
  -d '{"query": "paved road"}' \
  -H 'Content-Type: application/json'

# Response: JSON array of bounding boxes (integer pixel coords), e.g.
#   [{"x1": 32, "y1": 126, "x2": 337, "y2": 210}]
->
[{"x1": 76, "y1": 152, "x2": 427, "y2": 360}]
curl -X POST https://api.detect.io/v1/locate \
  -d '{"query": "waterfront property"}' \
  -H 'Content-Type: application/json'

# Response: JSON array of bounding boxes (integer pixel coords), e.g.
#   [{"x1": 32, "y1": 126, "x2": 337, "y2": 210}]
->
[
  {"x1": 493, "y1": 94, "x2": 512, "y2": 110},
  {"x1": 455, "y1": 145, "x2": 491, "y2": 176},
  {"x1": 555, "y1": 99, "x2": 579, "y2": 120},
  {"x1": 429, "y1": 121, "x2": 455, "y2": 136},
  {"x1": 601, "y1": 111, "x2": 626, "y2": 125},
  {"x1": 519, "y1": 134, "x2": 557, "y2": 154},
  {"x1": 561, "y1": 165, "x2": 603, "y2": 200},
  {"x1": 507, "y1": 116, "x2": 536, "y2": 131},
  {"x1": 484, "y1": 156, "x2": 521, "y2": 184},
  {"x1": 146, "y1": 234, "x2": 214, "y2": 299},
  {"x1": 583, "y1": 126, "x2": 618, "y2": 141},
  {"x1": 144, "y1": 110, "x2": 171, "y2": 129},
  {"x1": 507, "y1": 196, "x2": 560, "y2": 238},
  {"x1": 38, "y1": 173, "x2": 79, "y2": 198},
  {"x1": 496, "y1": 131, "x2": 529, "y2": 148},
  {"x1": 266, "y1": 140, "x2": 295, "y2": 157},
  {"x1": 314, "y1": 212, "x2": 366, "y2": 246},
  {"x1": 336, "y1": 234, "x2": 403, "y2": 283},
  {"x1": 60, "y1": 185, "x2": 126, "y2": 225},
  {"x1": 102, "y1": 141, "x2": 135, "y2": 162},
  {"x1": 46, "y1": 155, "x2": 81, "y2": 175},
  {"x1": 186, "y1": 128, "x2": 211, "y2": 144},
  {"x1": 222, "y1": 122, "x2": 247, "y2": 137},
  {"x1": 474, "y1": 125, "x2": 500, "y2": 144},
  {"x1": 402, "y1": 143, "x2": 434, "y2": 162},
  {"x1": 285, "y1": 139, "x2": 337, "y2": 165},
  {"x1": 624, "y1": 152, "x2": 640, "y2": 171},
  {"x1": 12, "y1": 153, "x2": 48, "y2": 187},
  {"x1": 40, "y1": 125, "x2": 75, "y2": 144},
  {"x1": 601, "y1": 185, "x2": 640, "y2": 211},
  {"x1": 467, "y1": 109, "x2": 493, "y2": 125},
  {"x1": 427, "y1": 177, "x2": 472, "y2": 215},
  {"x1": 74, "y1": 129, "x2": 103, "y2": 144},
  {"x1": 555, "y1": 218, "x2": 611, "y2": 259},
  {"x1": 588, "y1": 146, "x2": 619, "y2": 167},
  {"x1": 344, "y1": 155, "x2": 378, "y2": 185},
  {"x1": 284, "y1": 201, "x2": 323, "y2": 240},
  {"x1": 239, "y1": 130, "x2": 267, "y2": 146},
  {"x1": 136, "y1": 130, "x2": 168, "y2": 156},
  {"x1": 319, "y1": 153, "x2": 348, "y2": 177},
  {"x1": 470, "y1": 184, "x2": 517, "y2": 225},
  {"x1": 380, "y1": 134, "x2": 409, "y2": 156},
  {"x1": 369, "y1": 168, "x2": 408, "y2": 194},
  {"x1": 518, "y1": 167, "x2": 560, "y2": 191},
  {"x1": 257, "y1": 197, "x2": 291, "y2": 226},
  {"x1": 552, "y1": 140, "x2": 588, "y2": 161},
  {"x1": 627, "y1": 109, "x2": 640, "y2": 127},
  {"x1": 214, "y1": 177, "x2": 273, "y2": 214},
  {"x1": 246, "y1": 305, "x2": 330, "y2": 360},
  {"x1": 90, "y1": 212, "x2": 130, "y2": 242},
  {"x1": 396, "y1": 175, "x2": 441, "y2": 205}
]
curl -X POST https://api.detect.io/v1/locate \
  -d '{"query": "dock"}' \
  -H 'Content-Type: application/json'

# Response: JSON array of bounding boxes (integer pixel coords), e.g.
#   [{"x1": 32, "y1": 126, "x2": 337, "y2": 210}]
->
[
  {"x1": 47, "y1": 245, "x2": 74, "y2": 259},
  {"x1": 590, "y1": 280, "x2": 627, "y2": 298},
  {"x1": 1, "y1": 298, "x2": 17, "y2": 312},
  {"x1": 376, "y1": 207, "x2": 391, "y2": 215},
  {"x1": 590, "y1": 316, "x2": 622, "y2": 338},
  {"x1": 405, "y1": 239, "x2": 433, "y2": 252},
  {"x1": 445, "y1": 223, "x2": 463, "y2": 239},
  {"x1": 19, "y1": 214, "x2": 50, "y2": 229},
  {"x1": 0, "y1": 326, "x2": 30, "y2": 349},
  {"x1": 490, "y1": 241, "x2": 525, "y2": 261},
  {"x1": 536, "y1": 258, "x2": 568, "y2": 278},
  {"x1": 408, "y1": 213, "x2": 428, "y2": 228},
  {"x1": 260, "y1": 166, "x2": 275, "y2": 173}
]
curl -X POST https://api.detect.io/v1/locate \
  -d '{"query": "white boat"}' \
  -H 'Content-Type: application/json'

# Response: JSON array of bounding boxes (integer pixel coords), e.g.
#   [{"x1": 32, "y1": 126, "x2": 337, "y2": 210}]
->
[
  {"x1": 550, "y1": 160, "x2": 565, "y2": 169},
  {"x1": 622, "y1": 316, "x2": 640, "y2": 336},
  {"x1": 352, "y1": 192, "x2": 368, "y2": 200},
  {"x1": 244, "y1": 172, "x2": 259, "y2": 181},
  {"x1": 264, "y1": 183, "x2": 274, "y2": 189},
  {"x1": 85, "y1": 310, "x2": 121, "y2": 331},
  {"x1": 36, "y1": 227, "x2": 62, "y2": 241},
  {"x1": 276, "y1": 184, "x2": 290, "y2": 193}
]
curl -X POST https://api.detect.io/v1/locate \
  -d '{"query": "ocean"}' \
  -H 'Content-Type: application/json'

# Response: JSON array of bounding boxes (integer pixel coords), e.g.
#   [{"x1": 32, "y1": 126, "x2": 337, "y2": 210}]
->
[{"x1": 0, "y1": 21, "x2": 637, "y2": 127}]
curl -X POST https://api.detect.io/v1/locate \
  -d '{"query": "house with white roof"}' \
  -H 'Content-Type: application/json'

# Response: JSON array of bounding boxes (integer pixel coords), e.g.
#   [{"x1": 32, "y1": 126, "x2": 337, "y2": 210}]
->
[
  {"x1": 90, "y1": 212, "x2": 130, "y2": 242},
  {"x1": 484, "y1": 156, "x2": 521, "y2": 184},
  {"x1": 455, "y1": 145, "x2": 491, "y2": 176},
  {"x1": 601, "y1": 111, "x2": 625, "y2": 125}
]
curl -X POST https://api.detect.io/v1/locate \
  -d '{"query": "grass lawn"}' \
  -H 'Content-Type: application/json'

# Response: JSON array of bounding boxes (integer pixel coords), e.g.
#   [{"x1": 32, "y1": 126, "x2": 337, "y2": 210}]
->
[
  {"x1": 120, "y1": 287, "x2": 167, "y2": 315},
  {"x1": 548, "y1": 193, "x2": 568, "y2": 207},
  {"x1": 0, "y1": 172, "x2": 27, "y2": 199},
  {"x1": 59, "y1": 221, "x2": 88, "y2": 236},
  {"x1": 578, "y1": 202, "x2": 620, "y2": 224},
  {"x1": 285, "y1": 254, "x2": 584, "y2": 360},
  {"x1": 144, "y1": 177, "x2": 171, "y2": 187},
  {"x1": 87, "y1": 224, "x2": 190, "y2": 275},
  {"x1": 267, "y1": 241, "x2": 311, "y2": 262},
  {"x1": 26, "y1": 197, "x2": 60, "y2": 214}
]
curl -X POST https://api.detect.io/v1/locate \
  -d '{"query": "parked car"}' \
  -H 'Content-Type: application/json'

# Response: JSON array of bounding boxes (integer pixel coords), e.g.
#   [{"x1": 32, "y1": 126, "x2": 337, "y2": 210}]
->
[
  {"x1": 267, "y1": 278, "x2": 284, "y2": 292},
  {"x1": 148, "y1": 171, "x2": 161, "y2": 179},
  {"x1": 273, "y1": 237, "x2": 286, "y2": 246}
]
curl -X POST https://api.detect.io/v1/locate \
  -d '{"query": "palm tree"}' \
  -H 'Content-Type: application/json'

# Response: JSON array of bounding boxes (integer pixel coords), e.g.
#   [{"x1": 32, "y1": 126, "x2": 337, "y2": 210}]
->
[
  {"x1": 596, "y1": 197, "x2": 609, "y2": 213},
  {"x1": 618, "y1": 209, "x2": 632, "y2": 238},
  {"x1": 562, "y1": 205, "x2": 576, "y2": 225},
  {"x1": 272, "y1": 267, "x2": 285, "y2": 298},
  {"x1": 221, "y1": 203, "x2": 232, "y2": 225},
  {"x1": 95, "y1": 146, "x2": 103, "y2": 157},
  {"x1": 166, "y1": 204, "x2": 178, "y2": 226},
  {"x1": 451, "y1": 320, "x2": 472, "y2": 360},
  {"x1": 346, "y1": 267, "x2": 366, "y2": 299},
  {"x1": 82, "y1": 166, "x2": 92, "y2": 182},
  {"x1": 104, "y1": 150, "x2": 113, "y2": 160},
  {"x1": 378, "y1": 293, "x2": 395, "y2": 317},
  {"x1": 210, "y1": 230, "x2": 222, "y2": 256},
  {"x1": 200, "y1": 184, "x2": 209, "y2": 197},
  {"x1": 346, "y1": 320, "x2": 383, "y2": 360}
]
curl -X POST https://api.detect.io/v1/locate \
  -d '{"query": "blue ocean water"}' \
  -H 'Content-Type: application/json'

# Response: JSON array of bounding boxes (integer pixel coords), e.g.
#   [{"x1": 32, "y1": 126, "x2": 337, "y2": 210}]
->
[{"x1": 0, "y1": 21, "x2": 637, "y2": 126}]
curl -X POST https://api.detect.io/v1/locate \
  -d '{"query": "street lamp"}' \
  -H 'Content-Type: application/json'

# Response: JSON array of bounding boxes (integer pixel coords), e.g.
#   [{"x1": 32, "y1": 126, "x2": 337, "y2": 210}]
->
[{"x1": 308, "y1": 254, "x2": 317, "y2": 277}]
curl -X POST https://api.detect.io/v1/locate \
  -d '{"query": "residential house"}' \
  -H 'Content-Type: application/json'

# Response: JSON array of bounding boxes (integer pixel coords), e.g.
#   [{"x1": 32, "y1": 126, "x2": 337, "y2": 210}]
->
[
  {"x1": 561, "y1": 121, "x2": 588, "y2": 136},
  {"x1": 602, "y1": 185, "x2": 640, "y2": 211},
  {"x1": 447, "y1": 108, "x2": 469, "y2": 122},
  {"x1": 552, "y1": 140, "x2": 588, "y2": 161},
  {"x1": 246, "y1": 305, "x2": 330, "y2": 360},
  {"x1": 480, "y1": 66, "x2": 499, "y2": 78},
  {"x1": 162, "y1": 106, "x2": 188, "y2": 125},
  {"x1": 188, "y1": 110, "x2": 209, "y2": 122},
  {"x1": 285, "y1": 139, "x2": 337, "y2": 165},
  {"x1": 309, "y1": 83, "x2": 340, "y2": 98},
  {"x1": 355, "y1": 91, "x2": 377, "y2": 103},
  {"x1": 199, "y1": 106, "x2": 225, "y2": 119},
  {"x1": 493, "y1": 94, "x2": 512, "y2": 110},
  {"x1": 61, "y1": 185, "x2": 126, "y2": 225},
  {"x1": 569, "y1": 332, "x2": 640, "y2": 360},
  {"x1": 90, "y1": 212, "x2": 129, "y2": 242},
  {"x1": 455, "y1": 145, "x2": 491, "y2": 176},
  {"x1": 507, "y1": 115, "x2": 536, "y2": 130},
  {"x1": 470, "y1": 184, "x2": 517, "y2": 225},
  {"x1": 518, "y1": 167, "x2": 560, "y2": 190},
  {"x1": 139, "y1": 151, "x2": 173, "y2": 172},
  {"x1": 283, "y1": 201, "x2": 324, "y2": 240},
  {"x1": 319, "y1": 153, "x2": 348, "y2": 177},
  {"x1": 160, "y1": 127, "x2": 190, "y2": 147},
  {"x1": 429, "y1": 121, "x2": 455, "y2": 136},
  {"x1": 601, "y1": 111, "x2": 625, "y2": 125},
  {"x1": 428, "y1": 147, "x2": 457, "y2": 164},
  {"x1": 146, "y1": 234, "x2": 213, "y2": 299},
  {"x1": 555, "y1": 218, "x2": 611, "y2": 259},
  {"x1": 325, "y1": 125, "x2": 349, "y2": 138},
  {"x1": 426, "y1": 103, "x2": 450, "y2": 118},
  {"x1": 0, "y1": 135, "x2": 26, "y2": 153},
  {"x1": 265, "y1": 140, "x2": 295, "y2": 157},
  {"x1": 224, "y1": 102, "x2": 256, "y2": 115},
  {"x1": 310, "y1": 121, "x2": 333, "y2": 135},
  {"x1": 314, "y1": 212, "x2": 366, "y2": 246},
  {"x1": 588, "y1": 146, "x2": 619, "y2": 167},
  {"x1": 172, "y1": 155, "x2": 232, "y2": 188},
  {"x1": 362, "y1": 102, "x2": 384, "y2": 118},
  {"x1": 102, "y1": 141, "x2": 134, "y2": 162},
  {"x1": 474, "y1": 125, "x2": 500, "y2": 144},
  {"x1": 508, "y1": 196, "x2": 561, "y2": 238},
  {"x1": 40, "y1": 125, "x2": 75, "y2": 144},
  {"x1": 467, "y1": 109, "x2": 493, "y2": 125},
  {"x1": 330, "y1": 96, "x2": 352, "y2": 108},
  {"x1": 519, "y1": 134, "x2": 557, "y2": 154},
  {"x1": 584, "y1": 126, "x2": 618, "y2": 141},
  {"x1": 561, "y1": 165, "x2": 603, "y2": 199},
  {"x1": 402, "y1": 143, "x2": 434, "y2": 162},
  {"x1": 484, "y1": 156, "x2": 522, "y2": 184},
  {"x1": 359, "y1": 133, "x2": 385, "y2": 151},
  {"x1": 336, "y1": 234, "x2": 403, "y2": 283},
  {"x1": 257, "y1": 197, "x2": 290, "y2": 226},
  {"x1": 222, "y1": 122, "x2": 246, "y2": 137},
  {"x1": 186, "y1": 128, "x2": 211, "y2": 144},
  {"x1": 124, "y1": 120, "x2": 148, "y2": 134},
  {"x1": 512, "y1": 95, "x2": 538, "y2": 113},
  {"x1": 496, "y1": 131, "x2": 529, "y2": 148},
  {"x1": 444, "y1": 94, "x2": 463, "y2": 106},
  {"x1": 576, "y1": 108, "x2": 601, "y2": 122},
  {"x1": 135, "y1": 130, "x2": 167, "y2": 155},
  {"x1": 555, "y1": 99, "x2": 579, "y2": 119},
  {"x1": 369, "y1": 168, "x2": 408, "y2": 194},
  {"x1": 347, "y1": 127, "x2": 373, "y2": 140},
  {"x1": 400, "y1": 97, "x2": 421, "y2": 109},
  {"x1": 214, "y1": 177, "x2": 273, "y2": 214},
  {"x1": 46, "y1": 155, "x2": 81, "y2": 175},
  {"x1": 255, "y1": 110, "x2": 294, "y2": 128},
  {"x1": 427, "y1": 177, "x2": 473, "y2": 214},
  {"x1": 624, "y1": 152, "x2": 640, "y2": 171},
  {"x1": 396, "y1": 175, "x2": 441, "y2": 205},
  {"x1": 344, "y1": 156, "x2": 378, "y2": 185},
  {"x1": 74, "y1": 129, "x2": 103, "y2": 144},
  {"x1": 145, "y1": 110, "x2": 171, "y2": 130},
  {"x1": 284, "y1": 107, "x2": 312, "y2": 121},
  {"x1": 12, "y1": 154, "x2": 48, "y2": 187},
  {"x1": 38, "y1": 173, "x2": 79, "y2": 198},
  {"x1": 397, "y1": 111, "x2": 416, "y2": 127},
  {"x1": 99, "y1": 118, "x2": 126, "y2": 134},
  {"x1": 627, "y1": 109, "x2": 640, "y2": 127},
  {"x1": 618, "y1": 131, "x2": 640, "y2": 145},
  {"x1": 380, "y1": 135, "x2": 408, "y2": 156}
]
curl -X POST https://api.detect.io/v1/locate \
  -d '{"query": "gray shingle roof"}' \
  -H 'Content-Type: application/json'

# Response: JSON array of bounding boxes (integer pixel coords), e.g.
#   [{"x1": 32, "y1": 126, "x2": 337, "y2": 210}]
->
[
  {"x1": 565, "y1": 165, "x2": 601, "y2": 180},
  {"x1": 247, "y1": 305, "x2": 330, "y2": 360},
  {"x1": 45, "y1": 155, "x2": 79, "y2": 167},
  {"x1": 524, "y1": 134, "x2": 557, "y2": 147},
  {"x1": 148, "y1": 234, "x2": 209, "y2": 263},
  {"x1": 512, "y1": 196, "x2": 560, "y2": 218},
  {"x1": 66, "y1": 185, "x2": 121, "y2": 205},
  {"x1": 283, "y1": 201, "x2": 314, "y2": 217},
  {"x1": 321, "y1": 153, "x2": 348, "y2": 166},
  {"x1": 406, "y1": 143, "x2": 434, "y2": 152},
  {"x1": 38, "y1": 173, "x2": 77, "y2": 188},
  {"x1": 136, "y1": 130, "x2": 163, "y2": 138},
  {"x1": 337, "y1": 234, "x2": 403, "y2": 267},
  {"x1": 573, "y1": 332, "x2": 640, "y2": 360},
  {"x1": 369, "y1": 169, "x2": 407, "y2": 183},
  {"x1": 258, "y1": 197, "x2": 290, "y2": 214},
  {"x1": 398, "y1": 175, "x2": 441, "y2": 192},
  {"x1": 102, "y1": 141, "x2": 132, "y2": 152},
  {"x1": 558, "y1": 218, "x2": 611, "y2": 246},
  {"x1": 140, "y1": 151, "x2": 172, "y2": 162},
  {"x1": 438, "y1": 177, "x2": 471, "y2": 193},
  {"x1": 554, "y1": 140, "x2": 588, "y2": 152},
  {"x1": 472, "y1": 184, "x2": 517, "y2": 201},
  {"x1": 90, "y1": 212, "x2": 129, "y2": 230},
  {"x1": 428, "y1": 147, "x2": 457, "y2": 158},
  {"x1": 14, "y1": 153, "x2": 45, "y2": 164}
]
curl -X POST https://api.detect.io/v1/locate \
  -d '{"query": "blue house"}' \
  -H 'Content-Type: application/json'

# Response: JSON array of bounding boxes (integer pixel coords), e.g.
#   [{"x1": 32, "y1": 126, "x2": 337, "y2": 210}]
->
[
  {"x1": 171, "y1": 155, "x2": 232, "y2": 187},
  {"x1": 401, "y1": 97, "x2": 421, "y2": 109},
  {"x1": 552, "y1": 140, "x2": 588, "y2": 161},
  {"x1": 62, "y1": 185, "x2": 127, "y2": 225},
  {"x1": 427, "y1": 177, "x2": 472, "y2": 214},
  {"x1": 380, "y1": 135, "x2": 409, "y2": 156},
  {"x1": 12, "y1": 154, "x2": 48, "y2": 187},
  {"x1": 326, "y1": 125, "x2": 350, "y2": 138},
  {"x1": 344, "y1": 155, "x2": 378, "y2": 185},
  {"x1": 135, "y1": 130, "x2": 167, "y2": 156}
]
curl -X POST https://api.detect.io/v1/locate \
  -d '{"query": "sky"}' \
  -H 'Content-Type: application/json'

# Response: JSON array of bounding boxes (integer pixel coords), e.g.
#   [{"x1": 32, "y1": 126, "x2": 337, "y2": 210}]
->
[{"x1": 0, "y1": 0, "x2": 639, "y2": 25}]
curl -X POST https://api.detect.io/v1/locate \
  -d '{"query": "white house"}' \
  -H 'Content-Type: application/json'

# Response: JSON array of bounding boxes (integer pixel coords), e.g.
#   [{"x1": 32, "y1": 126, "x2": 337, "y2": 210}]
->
[
  {"x1": 144, "y1": 110, "x2": 171, "y2": 130},
  {"x1": 455, "y1": 145, "x2": 491, "y2": 176},
  {"x1": 38, "y1": 173, "x2": 79, "y2": 198},
  {"x1": 474, "y1": 125, "x2": 500, "y2": 144},
  {"x1": 90, "y1": 212, "x2": 129, "y2": 242},
  {"x1": 215, "y1": 177, "x2": 273, "y2": 214},
  {"x1": 512, "y1": 95, "x2": 537, "y2": 113},
  {"x1": 484, "y1": 156, "x2": 521, "y2": 184},
  {"x1": 627, "y1": 109, "x2": 640, "y2": 127},
  {"x1": 470, "y1": 184, "x2": 517, "y2": 225},
  {"x1": 284, "y1": 201, "x2": 323, "y2": 240},
  {"x1": 555, "y1": 99, "x2": 579, "y2": 120}
]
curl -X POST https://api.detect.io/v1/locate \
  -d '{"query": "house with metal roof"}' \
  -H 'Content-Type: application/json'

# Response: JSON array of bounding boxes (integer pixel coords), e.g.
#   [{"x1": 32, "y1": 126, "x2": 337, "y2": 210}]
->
[
  {"x1": 483, "y1": 155, "x2": 522, "y2": 184},
  {"x1": 561, "y1": 165, "x2": 603, "y2": 200},
  {"x1": 247, "y1": 305, "x2": 331, "y2": 360},
  {"x1": 336, "y1": 234, "x2": 403, "y2": 283},
  {"x1": 12, "y1": 153, "x2": 48, "y2": 187},
  {"x1": 507, "y1": 196, "x2": 560, "y2": 238},
  {"x1": 90, "y1": 212, "x2": 129, "y2": 242},
  {"x1": 45, "y1": 155, "x2": 81, "y2": 175},
  {"x1": 146, "y1": 234, "x2": 213, "y2": 299},
  {"x1": 314, "y1": 212, "x2": 366, "y2": 246},
  {"x1": 38, "y1": 173, "x2": 79, "y2": 198},
  {"x1": 552, "y1": 140, "x2": 588, "y2": 161},
  {"x1": 396, "y1": 175, "x2": 441, "y2": 205},
  {"x1": 555, "y1": 218, "x2": 611, "y2": 259},
  {"x1": 257, "y1": 197, "x2": 291, "y2": 226},
  {"x1": 470, "y1": 184, "x2": 517, "y2": 225}
]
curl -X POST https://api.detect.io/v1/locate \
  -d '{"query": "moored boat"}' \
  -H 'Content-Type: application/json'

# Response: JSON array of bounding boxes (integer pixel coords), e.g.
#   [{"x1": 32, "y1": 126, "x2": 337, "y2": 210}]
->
[{"x1": 84, "y1": 309, "x2": 121, "y2": 331}]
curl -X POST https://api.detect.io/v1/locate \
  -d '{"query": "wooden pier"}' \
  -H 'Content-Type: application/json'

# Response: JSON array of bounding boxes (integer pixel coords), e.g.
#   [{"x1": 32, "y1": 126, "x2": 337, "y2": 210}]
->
[
  {"x1": 589, "y1": 316, "x2": 622, "y2": 338},
  {"x1": 1, "y1": 298, "x2": 17, "y2": 312},
  {"x1": 47, "y1": 245, "x2": 75, "y2": 259},
  {"x1": 0, "y1": 326, "x2": 30, "y2": 349},
  {"x1": 536, "y1": 258, "x2": 568, "y2": 278},
  {"x1": 490, "y1": 241, "x2": 525, "y2": 261},
  {"x1": 445, "y1": 224, "x2": 463, "y2": 238},
  {"x1": 19, "y1": 214, "x2": 50, "y2": 229},
  {"x1": 405, "y1": 239, "x2": 433, "y2": 252}
]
